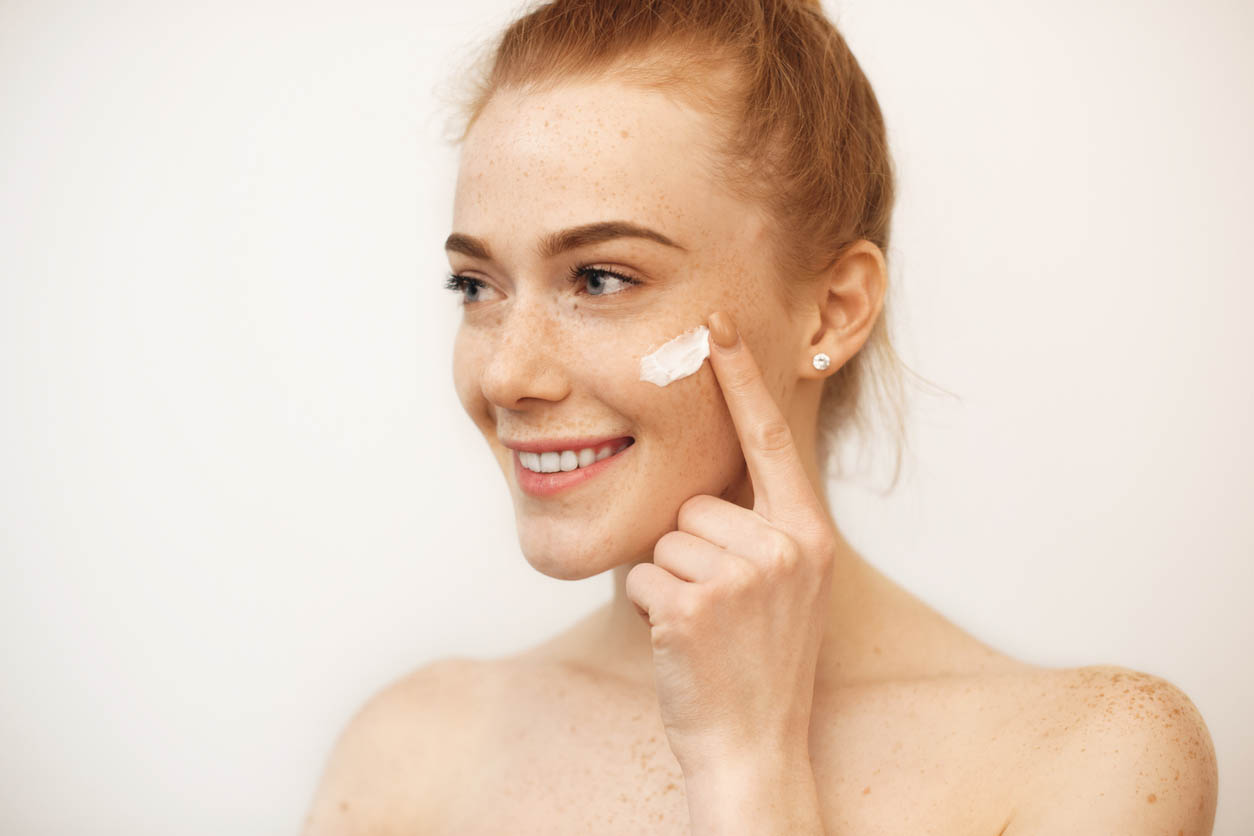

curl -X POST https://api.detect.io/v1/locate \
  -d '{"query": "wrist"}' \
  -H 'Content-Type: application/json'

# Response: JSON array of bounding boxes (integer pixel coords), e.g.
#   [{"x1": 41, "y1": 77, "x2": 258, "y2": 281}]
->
[
  {"x1": 677, "y1": 733, "x2": 811, "y2": 782},
  {"x1": 681, "y1": 743, "x2": 824, "y2": 835}
]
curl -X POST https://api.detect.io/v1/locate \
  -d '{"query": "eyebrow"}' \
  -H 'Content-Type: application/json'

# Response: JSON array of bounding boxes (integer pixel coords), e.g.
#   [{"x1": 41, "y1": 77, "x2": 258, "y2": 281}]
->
[{"x1": 444, "y1": 220, "x2": 686, "y2": 262}]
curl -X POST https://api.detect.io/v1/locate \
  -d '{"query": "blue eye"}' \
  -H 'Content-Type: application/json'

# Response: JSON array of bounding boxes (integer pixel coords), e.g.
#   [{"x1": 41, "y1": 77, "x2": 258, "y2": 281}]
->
[
  {"x1": 444, "y1": 266, "x2": 642, "y2": 305},
  {"x1": 444, "y1": 274, "x2": 490, "y2": 304},
  {"x1": 567, "y1": 265, "x2": 641, "y2": 297}
]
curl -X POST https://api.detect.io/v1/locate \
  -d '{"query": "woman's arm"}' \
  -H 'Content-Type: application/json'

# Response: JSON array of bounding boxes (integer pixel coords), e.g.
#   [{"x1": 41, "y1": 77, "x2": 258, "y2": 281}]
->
[{"x1": 682, "y1": 743, "x2": 826, "y2": 835}]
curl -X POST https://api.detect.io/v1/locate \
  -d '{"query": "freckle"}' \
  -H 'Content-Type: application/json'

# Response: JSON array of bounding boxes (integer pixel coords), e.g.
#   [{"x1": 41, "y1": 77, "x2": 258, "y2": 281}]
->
[
  {"x1": 1147, "y1": 793, "x2": 1157, "y2": 804},
  {"x1": 339, "y1": 801, "x2": 349, "y2": 812},
  {"x1": 862, "y1": 786, "x2": 871, "y2": 795},
  {"x1": 873, "y1": 645, "x2": 882, "y2": 655}
]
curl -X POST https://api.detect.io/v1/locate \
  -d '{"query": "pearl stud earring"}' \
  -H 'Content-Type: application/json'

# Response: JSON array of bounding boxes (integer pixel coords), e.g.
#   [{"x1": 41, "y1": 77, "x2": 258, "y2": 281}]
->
[{"x1": 812, "y1": 352, "x2": 831, "y2": 371}]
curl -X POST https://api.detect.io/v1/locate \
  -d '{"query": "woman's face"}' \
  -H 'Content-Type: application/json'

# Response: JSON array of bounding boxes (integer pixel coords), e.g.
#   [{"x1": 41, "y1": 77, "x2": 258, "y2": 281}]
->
[{"x1": 448, "y1": 77, "x2": 809, "y2": 580}]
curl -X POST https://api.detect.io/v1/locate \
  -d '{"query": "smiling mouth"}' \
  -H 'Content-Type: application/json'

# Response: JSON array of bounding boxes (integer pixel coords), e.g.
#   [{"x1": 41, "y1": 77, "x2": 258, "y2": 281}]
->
[{"x1": 517, "y1": 438, "x2": 635, "y2": 474}]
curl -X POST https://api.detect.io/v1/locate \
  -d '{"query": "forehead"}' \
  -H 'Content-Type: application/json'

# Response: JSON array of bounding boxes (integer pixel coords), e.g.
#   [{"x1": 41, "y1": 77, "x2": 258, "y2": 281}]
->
[{"x1": 452, "y1": 79, "x2": 744, "y2": 252}]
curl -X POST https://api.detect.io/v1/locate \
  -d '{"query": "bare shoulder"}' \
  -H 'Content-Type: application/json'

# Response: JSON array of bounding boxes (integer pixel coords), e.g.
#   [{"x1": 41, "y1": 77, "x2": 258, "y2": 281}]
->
[
  {"x1": 1004, "y1": 664, "x2": 1218, "y2": 835},
  {"x1": 300, "y1": 657, "x2": 502, "y2": 836}
]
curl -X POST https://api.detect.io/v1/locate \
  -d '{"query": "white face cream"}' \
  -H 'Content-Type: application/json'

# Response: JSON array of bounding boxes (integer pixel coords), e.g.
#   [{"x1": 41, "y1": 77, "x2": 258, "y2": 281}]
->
[{"x1": 639, "y1": 325, "x2": 711, "y2": 387}]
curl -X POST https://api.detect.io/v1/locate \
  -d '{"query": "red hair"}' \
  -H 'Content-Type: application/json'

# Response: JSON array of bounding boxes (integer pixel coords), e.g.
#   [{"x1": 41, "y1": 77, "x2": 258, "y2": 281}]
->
[{"x1": 444, "y1": 0, "x2": 947, "y2": 490}]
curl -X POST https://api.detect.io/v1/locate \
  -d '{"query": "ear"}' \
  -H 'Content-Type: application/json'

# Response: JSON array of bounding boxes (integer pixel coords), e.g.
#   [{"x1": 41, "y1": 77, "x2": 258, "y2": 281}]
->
[{"x1": 799, "y1": 239, "x2": 887, "y2": 379}]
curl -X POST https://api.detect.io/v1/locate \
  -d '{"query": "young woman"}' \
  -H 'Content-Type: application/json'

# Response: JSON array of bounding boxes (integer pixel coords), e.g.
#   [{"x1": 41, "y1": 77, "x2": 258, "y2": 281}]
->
[{"x1": 304, "y1": 1, "x2": 1218, "y2": 832}]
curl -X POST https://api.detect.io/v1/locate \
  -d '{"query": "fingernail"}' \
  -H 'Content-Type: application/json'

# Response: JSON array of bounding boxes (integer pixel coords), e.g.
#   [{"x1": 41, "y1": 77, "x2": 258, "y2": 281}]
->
[{"x1": 708, "y1": 311, "x2": 739, "y2": 349}]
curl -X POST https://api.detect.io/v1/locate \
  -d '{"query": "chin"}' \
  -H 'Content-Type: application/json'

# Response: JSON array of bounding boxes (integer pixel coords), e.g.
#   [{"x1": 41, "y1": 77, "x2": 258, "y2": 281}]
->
[
  {"x1": 518, "y1": 543, "x2": 620, "y2": 581},
  {"x1": 514, "y1": 518, "x2": 645, "y2": 581}
]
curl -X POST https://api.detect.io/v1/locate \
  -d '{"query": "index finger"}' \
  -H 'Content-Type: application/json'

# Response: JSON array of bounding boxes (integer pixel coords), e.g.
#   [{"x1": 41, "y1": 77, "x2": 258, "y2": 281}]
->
[{"x1": 705, "y1": 310, "x2": 822, "y2": 522}]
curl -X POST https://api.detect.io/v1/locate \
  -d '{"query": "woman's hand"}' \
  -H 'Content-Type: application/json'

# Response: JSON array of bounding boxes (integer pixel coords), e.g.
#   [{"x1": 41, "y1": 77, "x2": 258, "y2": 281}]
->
[{"x1": 625, "y1": 310, "x2": 837, "y2": 799}]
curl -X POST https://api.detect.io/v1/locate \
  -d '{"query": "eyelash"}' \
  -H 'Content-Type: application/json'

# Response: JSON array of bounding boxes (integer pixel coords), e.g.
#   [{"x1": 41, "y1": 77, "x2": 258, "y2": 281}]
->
[{"x1": 443, "y1": 265, "x2": 641, "y2": 305}]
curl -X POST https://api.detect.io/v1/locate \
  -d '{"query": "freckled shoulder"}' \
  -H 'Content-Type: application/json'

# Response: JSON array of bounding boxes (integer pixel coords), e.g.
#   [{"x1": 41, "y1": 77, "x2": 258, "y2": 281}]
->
[
  {"x1": 1004, "y1": 665, "x2": 1218, "y2": 835},
  {"x1": 300, "y1": 657, "x2": 499, "y2": 836}
]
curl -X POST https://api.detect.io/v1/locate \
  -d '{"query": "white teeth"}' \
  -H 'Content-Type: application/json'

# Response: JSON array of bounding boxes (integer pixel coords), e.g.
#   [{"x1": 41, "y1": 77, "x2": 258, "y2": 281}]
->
[{"x1": 519, "y1": 441, "x2": 631, "y2": 473}]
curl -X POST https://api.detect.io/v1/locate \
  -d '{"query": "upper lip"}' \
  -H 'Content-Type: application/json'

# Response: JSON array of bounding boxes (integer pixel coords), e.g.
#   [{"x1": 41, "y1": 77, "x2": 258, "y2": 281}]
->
[{"x1": 502, "y1": 435, "x2": 634, "y2": 454}]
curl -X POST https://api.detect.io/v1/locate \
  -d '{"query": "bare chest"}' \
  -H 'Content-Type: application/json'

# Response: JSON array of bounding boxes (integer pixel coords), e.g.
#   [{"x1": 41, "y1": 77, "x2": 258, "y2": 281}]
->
[{"x1": 435, "y1": 672, "x2": 1026, "y2": 835}]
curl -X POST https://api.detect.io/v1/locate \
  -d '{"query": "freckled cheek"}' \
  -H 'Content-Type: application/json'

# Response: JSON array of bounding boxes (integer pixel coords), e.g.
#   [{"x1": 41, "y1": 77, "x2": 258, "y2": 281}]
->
[
  {"x1": 561, "y1": 330, "x2": 639, "y2": 399},
  {"x1": 639, "y1": 366, "x2": 741, "y2": 472},
  {"x1": 695, "y1": 370, "x2": 743, "y2": 458},
  {"x1": 562, "y1": 329, "x2": 705, "y2": 425}
]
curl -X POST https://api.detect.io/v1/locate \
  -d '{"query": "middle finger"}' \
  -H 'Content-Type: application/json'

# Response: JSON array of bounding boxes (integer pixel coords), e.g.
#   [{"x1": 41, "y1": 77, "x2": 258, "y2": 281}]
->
[
  {"x1": 653, "y1": 529, "x2": 735, "y2": 584},
  {"x1": 676, "y1": 494, "x2": 779, "y2": 562}
]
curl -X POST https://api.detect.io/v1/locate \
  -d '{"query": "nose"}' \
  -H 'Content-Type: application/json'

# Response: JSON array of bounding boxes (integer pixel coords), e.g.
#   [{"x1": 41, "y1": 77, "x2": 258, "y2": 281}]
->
[{"x1": 478, "y1": 296, "x2": 571, "y2": 410}]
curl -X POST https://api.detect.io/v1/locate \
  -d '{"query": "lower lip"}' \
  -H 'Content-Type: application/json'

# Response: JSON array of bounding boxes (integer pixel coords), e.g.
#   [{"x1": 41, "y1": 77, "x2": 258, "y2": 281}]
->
[{"x1": 515, "y1": 440, "x2": 635, "y2": 498}]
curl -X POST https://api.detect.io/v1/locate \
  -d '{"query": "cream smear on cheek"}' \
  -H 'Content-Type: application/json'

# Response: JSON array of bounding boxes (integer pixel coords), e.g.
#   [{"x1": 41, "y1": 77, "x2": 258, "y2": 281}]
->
[{"x1": 639, "y1": 325, "x2": 710, "y2": 387}]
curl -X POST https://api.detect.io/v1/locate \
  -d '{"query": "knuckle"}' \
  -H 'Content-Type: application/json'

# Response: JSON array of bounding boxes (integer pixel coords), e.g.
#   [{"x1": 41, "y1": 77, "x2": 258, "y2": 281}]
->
[
  {"x1": 654, "y1": 530, "x2": 685, "y2": 555},
  {"x1": 762, "y1": 554, "x2": 792, "y2": 582},
  {"x1": 678, "y1": 494, "x2": 705, "y2": 515},
  {"x1": 803, "y1": 527, "x2": 838, "y2": 567},
  {"x1": 723, "y1": 555, "x2": 760, "y2": 589},
  {"x1": 766, "y1": 527, "x2": 798, "y2": 562},
  {"x1": 753, "y1": 419, "x2": 795, "y2": 455},
  {"x1": 673, "y1": 591, "x2": 704, "y2": 626},
  {"x1": 760, "y1": 530, "x2": 801, "y2": 579},
  {"x1": 676, "y1": 494, "x2": 713, "y2": 530}
]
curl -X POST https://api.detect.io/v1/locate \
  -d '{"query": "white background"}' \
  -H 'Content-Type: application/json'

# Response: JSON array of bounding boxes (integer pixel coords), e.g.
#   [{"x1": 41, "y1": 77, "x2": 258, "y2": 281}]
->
[{"x1": 2, "y1": 0, "x2": 1250, "y2": 833}]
